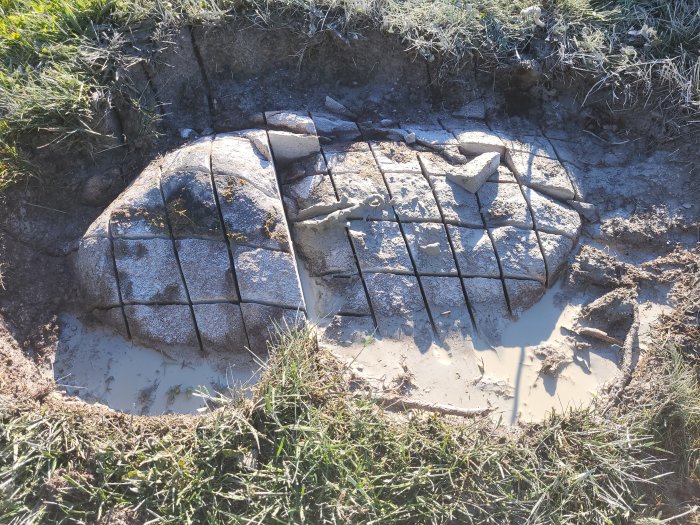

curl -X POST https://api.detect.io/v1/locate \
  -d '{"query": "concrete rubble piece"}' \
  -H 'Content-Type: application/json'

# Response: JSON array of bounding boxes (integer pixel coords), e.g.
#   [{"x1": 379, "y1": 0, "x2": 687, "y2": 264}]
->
[{"x1": 77, "y1": 113, "x2": 582, "y2": 357}]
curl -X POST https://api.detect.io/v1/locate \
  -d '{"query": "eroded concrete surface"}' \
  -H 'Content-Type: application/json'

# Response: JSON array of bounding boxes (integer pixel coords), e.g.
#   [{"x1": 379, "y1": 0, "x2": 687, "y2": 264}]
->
[{"x1": 55, "y1": 110, "x2": 679, "y2": 420}]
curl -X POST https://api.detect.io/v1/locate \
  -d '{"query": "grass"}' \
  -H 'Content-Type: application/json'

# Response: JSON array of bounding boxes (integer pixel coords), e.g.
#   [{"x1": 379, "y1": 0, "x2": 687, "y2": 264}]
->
[
  {"x1": 2, "y1": 286, "x2": 700, "y2": 524},
  {"x1": 0, "y1": 0, "x2": 699, "y2": 190}
]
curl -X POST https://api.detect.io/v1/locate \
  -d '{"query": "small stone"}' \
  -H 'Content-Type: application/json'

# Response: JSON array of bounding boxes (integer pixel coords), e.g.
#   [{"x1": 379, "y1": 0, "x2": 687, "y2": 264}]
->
[
  {"x1": 404, "y1": 132, "x2": 416, "y2": 144},
  {"x1": 567, "y1": 200, "x2": 600, "y2": 223},
  {"x1": 348, "y1": 221, "x2": 413, "y2": 273},
  {"x1": 325, "y1": 96, "x2": 356, "y2": 118},
  {"x1": 447, "y1": 152, "x2": 500, "y2": 194},
  {"x1": 683, "y1": 203, "x2": 693, "y2": 209},
  {"x1": 234, "y1": 247, "x2": 304, "y2": 309},
  {"x1": 179, "y1": 128, "x2": 196, "y2": 139}
]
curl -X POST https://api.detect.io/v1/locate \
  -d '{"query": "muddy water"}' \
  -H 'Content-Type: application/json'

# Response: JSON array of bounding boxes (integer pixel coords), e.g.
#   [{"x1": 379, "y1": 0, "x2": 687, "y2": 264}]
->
[
  {"x1": 53, "y1": 314, "x2": 259, "y2": 415},
  {"x1": 327, "y1": 282, "x2": 659, "y2": 423}
]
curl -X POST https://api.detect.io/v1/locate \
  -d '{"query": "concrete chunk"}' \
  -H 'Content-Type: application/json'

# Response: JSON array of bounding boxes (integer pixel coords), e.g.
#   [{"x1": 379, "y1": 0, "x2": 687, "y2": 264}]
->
[
  {"x1": 193, "y1": 303, "x2": 247, "y2": 353},
  {"x1": 446, "y1": 152, "x2": 500, "y2": 194},
  {"x1": 176, "y1": 239, "x2": 238, "y2": 302},
  {"x1": 522, "y1": 187, "x2": 582, "y2": 239},
  {"x1": 506, "y1": 150, "x2": 575, "y2": 200},
  {"x1": 234, "y1": 247, "x2": 304, "y2": 309},
  {"x1": 478, "y1": 181, "x2": 533, "y2": 229},
  {"x1": 125, "y1": 304, "x2": 198, "y2": 348},
  {"x1": 429, "y1": 175, "x2": 483, "y2": 228},
  {"x1": 348, "y1": 221, "x2": 413, "y2": 273},
  {"x1": 265, "y1": 111, "x2": 316, "y2": 135},
  {"x1": 267, "y1": 131, "x2": 320, "y2": 164},
  {"x1": 402, "y1": 222, "x2": 457, "y2": 275},
  {"x1": 490, "y1": 226, "x2": 546, "y2": 284},
  {"x1": 447, "y1": 226, "x2": 500, "y2": 278},
  {"x1": 442, "y1": 120, "x2": 505, "y2": 155},
  {"x1": 384, "y1": 172, "x2": 441, "y2": 222},
  {"x1": 505, "y1": 279, "x2": 545, "y2": 317},
  {"x1": 113, "y1": 238, "x2": 186, "y2": 303}
]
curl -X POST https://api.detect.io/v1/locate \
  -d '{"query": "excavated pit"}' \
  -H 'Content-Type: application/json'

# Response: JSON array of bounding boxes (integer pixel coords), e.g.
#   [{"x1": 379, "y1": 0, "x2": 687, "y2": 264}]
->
[
  {"x1": 2, "y1": 26, "x2": 694, "y2": 421},
  {"x1": 51, "y1": 110, "x2": 677, "y2": 420}
]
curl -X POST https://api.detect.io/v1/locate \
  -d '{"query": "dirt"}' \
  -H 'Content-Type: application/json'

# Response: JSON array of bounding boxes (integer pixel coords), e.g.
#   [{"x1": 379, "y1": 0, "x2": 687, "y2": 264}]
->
[{"x1": 0, "y1": 26, "x2": 698, "y2": 421}]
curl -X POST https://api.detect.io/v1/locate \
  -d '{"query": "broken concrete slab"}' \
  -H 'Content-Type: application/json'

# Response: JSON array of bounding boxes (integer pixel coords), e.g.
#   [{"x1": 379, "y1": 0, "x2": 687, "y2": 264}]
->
[
  {"x1": 447, "y1": 226, "x2": 501, "y2": 278},
  {"x1": 216, "y1": 178, "x2": 290, "y2": 251},
  {"x1": 505, "y1": 150, "x2": 575, "y2": 201},
  {"x1": 348, "y1": 220, "x2": 413, "y2": 273},
  {"x1": 267, "y1": 131, "x2": 321, "y2": 165},
  {"x1": 109, "y1": 165, "x2": 169, "y2": 239},
  {"x1": 283, "y1": 174, "x2": 339, "y2": 221},
  {"x1": 504, "y1": 279, "x2": 545, "y2": 317},
  {"x1": 240, "y1": 303, "x2": 306, "y2": 354},
  {"x1": 234, "y1": 247, "x2": 304, "y2": 309},
  {"x1": 193, "y1": 303, "x2": 247, "y2": 353},
  {"x1": 401, "y1": 123, "x2": 458, "y2": 147},
  {"x1": 488, "y1": 165, "x2": 518, "y2": 183},
  {"x1": 369, "y1": 141, "x2": 422, "y2": 173},
  {"x1": 478, "y1": 182, "x2": 533, "y2": 229},
  {"x1": 522, "y1": 187, "x2": 582, "y2": 239},
  {"x1": 446, "y1": 152, "x2": 500, "y2": 194},
  {"x1": 538, "y1": 231, "x2": 575, "y2": 284},
  {"x1": 384, "y1": 172, "x2": 441, "y2": 222},
  {"x1": 265, "y1": 110, "x2": 316, "y2": 135},
  {"x1": 311, "y1": 113, "x2": 361, "y2": 141},
  {"x1": 324, "y1": 96, "x2": 356, "y2": 119},
  {"x1": 161, "y1": 170, "x2": 222, "y2": 240},
  {"x1": 291, "y1": 222, "x2": 357, "y2": 276},
  {"x1": 364, "y1": 272, "x2": 433, "y2": 344},
  {"x1": 321, "y1": 315, "x2": 376, "y2": 347},
  {"x1": 175, "y1": 239, "x2": 238, "y2": 302},
  {"x1": 402, "y1": 222, "x2": 457, "y2": 275},
  {"x1": 76, "y1": 236, "x2": 121, "y2": 308},
  {"x1": 113, "y1": 238, "x2": 187, "y2": 303},
  {"x1": 490, "y1": 226, "x2": 546, "y2": 284},
  {"x1": 124, "y1": 304, "x2": 199, "y2": 348},
  {"x1": 417, "y1": 149, "x2": 469, "y2": 178},
  {"x1": 311, "y1": 274, "x2": 371, "y2": 317},
  {"x1": 421, "y1": 276, "x2": 472, "y2": 339},
  {"x1": 212, "y1": 134, "x2": 280, "y2": 199},
  {"x1": 429, "y1": 176, "x2": 483, "y2": 228},
  {"x1": 462, "y1": 277, "x2": 510, "y2": 337},
  {"x1": 441, "y1": 119, "x2": 505, "y2": 155}
]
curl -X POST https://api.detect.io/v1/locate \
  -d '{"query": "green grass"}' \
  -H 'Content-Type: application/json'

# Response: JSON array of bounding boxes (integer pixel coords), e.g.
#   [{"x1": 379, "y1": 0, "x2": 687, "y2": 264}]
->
[
  {"x1": 1, "y1": 316, "x2": 700, "y2": 524},
  {"x1": 0, "y1": 0, "x2": 699, "y2": 191}
]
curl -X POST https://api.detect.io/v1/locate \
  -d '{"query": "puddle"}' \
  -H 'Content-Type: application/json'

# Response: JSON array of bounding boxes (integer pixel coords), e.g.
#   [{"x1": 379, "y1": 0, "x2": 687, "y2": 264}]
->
[
  {"x1": 326, "y1": 282, "x2": 663, "y2": 424},
  {"x1": 53, "y1": 314, "x2": 260, "y2": 415}
]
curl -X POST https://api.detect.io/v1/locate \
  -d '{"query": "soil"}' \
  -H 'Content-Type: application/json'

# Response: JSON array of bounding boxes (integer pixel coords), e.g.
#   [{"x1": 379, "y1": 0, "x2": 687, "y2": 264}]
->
[{"x1": 1, "y1": 26, "x2": 698, "y2": 421}]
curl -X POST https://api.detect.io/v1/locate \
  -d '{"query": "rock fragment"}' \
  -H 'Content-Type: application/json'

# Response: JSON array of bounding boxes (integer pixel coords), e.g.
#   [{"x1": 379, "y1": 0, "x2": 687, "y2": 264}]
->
[{"x1": 446, "y1": 152, "x2": 501, "y2": 194}]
